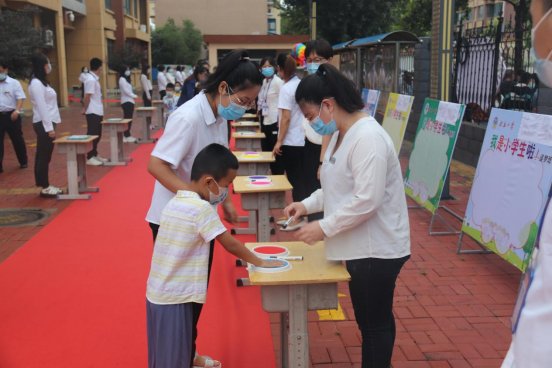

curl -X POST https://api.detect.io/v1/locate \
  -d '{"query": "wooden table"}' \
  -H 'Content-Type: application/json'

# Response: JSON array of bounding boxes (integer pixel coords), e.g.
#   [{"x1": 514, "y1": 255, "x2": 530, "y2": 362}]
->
[
  {"x1": 232, "y1": 131, "x2": 265, "y2": 151},
  {"x1": 245, "y1": 241, "x2": 351, "y2": 368},
  {"x1": 135, "y1": 107, "x2": 158, "y2": 143},
  {"x1": 232, "y1": 152, "x2": 276, "y2": 235},
  {"x1": 152, "y1": 100, "x2": 165, "y2": 127},
  {"x1": 101, "y1": 118, "x2": 132, "y2": 166},
  {"x1": 233, "y1": 175, "x2": 292, "y2": 242},
  {"x1": 231, "y1": 120, "x2": 261, "y2": 133},
  {"x1": 53, "y1": 135, "x2": 100, "y2": 200},
  {"x1": 240, "y1": 113, "x2": 258, "y2": 121}
]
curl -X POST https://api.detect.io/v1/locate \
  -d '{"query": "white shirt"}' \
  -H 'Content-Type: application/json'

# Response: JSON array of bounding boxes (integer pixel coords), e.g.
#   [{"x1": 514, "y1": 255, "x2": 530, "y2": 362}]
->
[
  {"x1": 302, "y1": 118, "x2": 323, "y2": 145},
  {"x1": 278, "y1": 75, "x2": 305, "y2": 147},
  {"x1": 84, "y1": 72, "x2": 103, "y2": 116},
  {"x1": 28, "y1": 78, "x2": 61, "y2": 132},
  {"x1": 146, "y1": 191, "x2": 226, "y2": 305},
  {"x1": 157, "y1": 72, "x2": 168, "y2": 92},
  {"x1": 146, "y1": 92, "x2": 228, "y2": 224},
  {"x1": 78, "y1": 72, "x2": 89, "y2": 84},
  {"x1": 118, "y1": 77, "x2": 137, "y2": 104},
  {"x1": 501, "y1": 199, "x2": 552, "y2": 368},
  {"x1": 259, "y1": 75, "x2": 283, "y2": 125},
  {"x1": 0, "y1": 76, "x2": 25, "y2": 112},
  {"x1": 140, "y1": 74, "x2": 152, "y2": 100},
  {"x1": 175, "y1": 70, "x2": 184, "y2": 84},
  {"x1": 302, "y1": 117, "x2": 410, "y2": 260},
  {"x1": 166, "y1": 71, "x2": 175, "y2": 85}
]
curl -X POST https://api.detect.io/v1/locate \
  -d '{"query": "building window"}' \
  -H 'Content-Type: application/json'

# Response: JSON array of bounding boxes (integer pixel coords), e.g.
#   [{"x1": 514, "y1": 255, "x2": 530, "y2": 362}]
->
[
  {"x1": 477, "y1": 6, "x2": 485, "y2": 20},
  {"x1": 105, "y1": 0, "x2": 112, "y2": 10},
  {"x1": 494, "y1": 3, "x2": 503, "y2": 17},
  {"x1": 268, "y1": 18, "x2": 276, "y2": 33},
  {"x1": 124, "y1": 0, "x2": 131, "y2": 15},
  {"x1": 106, "y1": 39, "x2": 115, "y2": 66}
]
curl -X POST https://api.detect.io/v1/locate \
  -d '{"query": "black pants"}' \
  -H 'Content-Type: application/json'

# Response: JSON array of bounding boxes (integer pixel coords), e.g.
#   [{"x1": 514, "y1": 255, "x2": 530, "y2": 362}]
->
[
  {"x1": 0, "y1": 112, "x2": 27, "y2": 170},
  {"x1": 303, "y1": 139, "x2": 323, "y2": 221},
  {"x1": 281, "y1": 145, "x2": 307, "y2": 202},
  {"x1": 86, "y1": 113, "x2": 103, "y2": 159},
  {"x1": 149, "y1": 222, "x2": 216, "y2": 366},
  {"x1": 33, "y1": 123, "x2": 55, "y2": 188},
  {"x1": 121, "y1": 102, "x2": 134, "y2": 137},
  {"x1": 143, "y1": 91, "x2": 152, "y2": 124},
  {"x1": 346, "y1": 255, "x2": 410, "y2": 368},
  {"x1": 260, "y1": 117, "x2": 284, "y2": 175}
]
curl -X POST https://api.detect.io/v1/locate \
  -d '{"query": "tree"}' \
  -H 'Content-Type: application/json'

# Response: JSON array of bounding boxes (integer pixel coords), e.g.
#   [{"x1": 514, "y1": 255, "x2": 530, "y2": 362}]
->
[
  {"x1": 108, "y1": 43, "x2": 144, "y2": 72},
  {"x1": 280, "y1": 0, "x2": 400, "y2": 44},
  {"x1": 391, "y1": 0, "x2": 433, "y2": 36},
  {"x1": 503, "y1": 0, "x2": 531, "y2": 74},
  {"x1": 152, "y1": 18, "x2": 202, "y2": 65},
  {"x1": 0, "y1": 8, "x2": 44, "y2": 78}
]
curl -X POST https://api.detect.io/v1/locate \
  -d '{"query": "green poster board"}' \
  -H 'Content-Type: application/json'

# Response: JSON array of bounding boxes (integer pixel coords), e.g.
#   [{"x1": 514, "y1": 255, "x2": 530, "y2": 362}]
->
[{"x1": 404, "y1": 98, "x2": 465, "y2": 214}]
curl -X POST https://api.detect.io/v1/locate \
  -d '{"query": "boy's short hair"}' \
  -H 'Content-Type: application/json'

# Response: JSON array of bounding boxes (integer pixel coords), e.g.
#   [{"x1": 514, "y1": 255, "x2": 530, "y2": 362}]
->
[
  {"x1": 191, "y1": 144, "x2": 239, "y2": 181},
  {"x1": 158, "y1": 64, "x2": 165, "y2": 72},
  {"x1": 305, "y1": 39, "x2": 334, "y2": 60},
  {"x1": 90, "y1": 58, "x2": 103, "y2": 71},
  {"x1": 166, "y1": 83, "x2": 175, "y2": 90}
]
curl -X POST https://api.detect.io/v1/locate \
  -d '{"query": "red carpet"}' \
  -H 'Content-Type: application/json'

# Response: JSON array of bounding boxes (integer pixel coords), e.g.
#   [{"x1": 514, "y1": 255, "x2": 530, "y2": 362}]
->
[{"x1": 0, "y1": 139, "x2": 275, "y2": 367}]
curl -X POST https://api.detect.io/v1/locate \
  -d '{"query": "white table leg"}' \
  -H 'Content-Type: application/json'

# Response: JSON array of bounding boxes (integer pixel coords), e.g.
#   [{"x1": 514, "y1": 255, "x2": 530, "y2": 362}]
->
[
  {"x1": 57, "y1": 146, "x2": 94, "y2": 200},
  {"x1": 288, "y1": 285, "x2": 309, "y2": 368}
]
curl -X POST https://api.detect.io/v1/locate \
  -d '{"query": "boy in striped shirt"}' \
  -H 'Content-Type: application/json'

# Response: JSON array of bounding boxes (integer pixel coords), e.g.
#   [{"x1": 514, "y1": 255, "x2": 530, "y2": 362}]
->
[{"x1": 146, "y1": 143, "x2": 281, "y2": 368}]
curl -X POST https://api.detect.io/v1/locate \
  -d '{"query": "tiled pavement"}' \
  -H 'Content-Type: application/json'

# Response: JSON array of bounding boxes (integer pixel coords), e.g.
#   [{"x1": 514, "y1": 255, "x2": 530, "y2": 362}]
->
[{"x1": 0, "y1": 101, "x2": 519, "y2": 367}]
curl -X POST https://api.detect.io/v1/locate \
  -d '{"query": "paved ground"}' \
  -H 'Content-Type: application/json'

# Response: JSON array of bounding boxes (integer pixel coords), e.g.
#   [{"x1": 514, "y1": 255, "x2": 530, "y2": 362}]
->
[{"x1": 0, "y1": 101, "x2": 518, "y2": 367}]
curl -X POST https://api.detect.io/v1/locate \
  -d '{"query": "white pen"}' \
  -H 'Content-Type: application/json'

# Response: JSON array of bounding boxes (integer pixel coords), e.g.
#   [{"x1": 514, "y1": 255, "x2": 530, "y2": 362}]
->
[
  {"x1": 269, "y1": 256, "x2": 303, "y2": 261},
  {"x1": 281, "y1": 216, "x2": 294, "y2": 229}
]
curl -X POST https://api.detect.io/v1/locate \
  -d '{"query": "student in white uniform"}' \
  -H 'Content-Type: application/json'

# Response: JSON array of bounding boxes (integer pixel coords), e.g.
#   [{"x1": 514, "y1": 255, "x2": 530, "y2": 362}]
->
[
  {"x1": 156, "y1": 65, "x2": 168, "y2": 99},
  {"x1": 273, "y1": 53, "x2": 307, "y2": 230},
  {"x1": 501, "y1": 1, "x2": 552, "y2": 367},
  {"x1": 118, "y1": 66, "x2": 138, "y2": 143},
  {"x1": 0, "y1": 59, "x2": 28, "y2": 173},
  {"x1": 284, "y1": 64, "x2": 410, "y2": 368},
  {"x1": 140, "y1": 64, "x2": 153, "y2": 127},
  {"x1": 83, "y1": 57, "x2": 106, "y2": 166},
  {"x1": 28, "y1": 53, "x2": 63, "y2": 197},
  {"x1": 78, "y1": 66, "x2": 89, "y2": 104},
  {"x1": 175, "y1": 65, "x2": 185, "y2": 85},
  {"x1": 258, "y1": 56, "x2": 284, "y2": 174},
  {"x1": 145, "y1": 49, "x2": 262, "y2": 368}
]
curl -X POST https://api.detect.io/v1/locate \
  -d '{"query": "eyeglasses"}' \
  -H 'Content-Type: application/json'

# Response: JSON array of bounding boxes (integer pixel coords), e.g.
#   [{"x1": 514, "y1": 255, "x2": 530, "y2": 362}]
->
[{"x1": 227, "y1": 86, "x2": 256, "y2": 109}]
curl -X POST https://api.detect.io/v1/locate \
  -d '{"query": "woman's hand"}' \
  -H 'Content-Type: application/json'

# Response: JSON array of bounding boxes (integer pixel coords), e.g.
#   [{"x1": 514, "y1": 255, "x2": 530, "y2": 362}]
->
[
  {"x1": 272, "y1": 141, "x2": 283, "y2": 156},
  {"x1": 283, "y1": 202, "x2": 307, "y2": 219},
  {"x1": 295, "y1": 221, "x2": 325, "y2": 245},
  {"x1": 47, "y1": 130, "x2": 56, "y2": 138},
  {"x1": 222, "y1": 200, "x2": 238, "y2": 224}
]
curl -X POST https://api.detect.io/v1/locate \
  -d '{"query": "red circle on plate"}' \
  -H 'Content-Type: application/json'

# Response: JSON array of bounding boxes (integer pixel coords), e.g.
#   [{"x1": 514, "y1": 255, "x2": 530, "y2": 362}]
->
[{"x1": 253, "y1": 245, "x2": 287, "y2": 255}]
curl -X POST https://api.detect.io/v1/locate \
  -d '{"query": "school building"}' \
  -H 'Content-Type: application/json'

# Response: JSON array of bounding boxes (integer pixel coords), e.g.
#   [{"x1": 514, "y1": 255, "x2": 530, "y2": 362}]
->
[{"x1": 0, "y1": 0, "x2": 152, "y2": 107}]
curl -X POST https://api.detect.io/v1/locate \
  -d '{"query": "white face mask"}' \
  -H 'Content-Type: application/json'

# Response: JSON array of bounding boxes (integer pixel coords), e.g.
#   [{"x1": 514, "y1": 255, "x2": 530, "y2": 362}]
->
[
  {"x1": 208, "y1": 179, "x2": 228, "y2": 206},
  {"x1": 124, "y1": 70, "x2": 131, "y2": 77},
  {"x1": 531, "y1": 8, "x2": 552, "y2": 87},
  {"x1": 45, "y1": 63, "x2": 52, "y2": 75}
]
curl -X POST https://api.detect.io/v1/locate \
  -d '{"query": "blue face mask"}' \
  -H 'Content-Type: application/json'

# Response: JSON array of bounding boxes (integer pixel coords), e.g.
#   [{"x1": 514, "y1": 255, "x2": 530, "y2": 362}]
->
[
  {"x1": 262, "y1": 66, "x2": 275, "y2": 78},
  {"x1": 208, "y1": 179, "x2": 229, "y2": 206},
  {"x1": 306, "y1": 63, "x2": 321, "y2": 75},
  {"x1": 217, "y1": 86, "x2": 247, "y2": 120},
  {"x1": 310, "y1": 101, "x2": 337, "y2": 135}
]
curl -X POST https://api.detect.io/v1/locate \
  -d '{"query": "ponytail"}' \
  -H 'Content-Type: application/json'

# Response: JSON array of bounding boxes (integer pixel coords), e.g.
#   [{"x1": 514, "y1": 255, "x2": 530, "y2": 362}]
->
[
  {"x1": 204, "y1": 49, "x2": 262, "y2": 94},
  {"x1": 295, "y1": 64, "x2": 364, "y2": 113},
  {"x1": 276, "y1": 53, "x2": 296, "y2": 81}
]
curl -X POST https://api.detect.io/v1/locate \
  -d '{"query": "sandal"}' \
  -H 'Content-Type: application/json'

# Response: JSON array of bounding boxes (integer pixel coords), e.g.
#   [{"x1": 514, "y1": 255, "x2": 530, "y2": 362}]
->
[{"x1": 192, "y1": 354, "x2": 222, "y2": 368}]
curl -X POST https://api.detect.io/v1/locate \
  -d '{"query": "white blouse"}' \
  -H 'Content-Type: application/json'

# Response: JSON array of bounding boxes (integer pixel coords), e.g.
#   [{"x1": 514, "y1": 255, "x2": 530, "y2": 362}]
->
[
  {"x1": 119, "y1": 77, "x2": 137, "y2": 104},
  {"x1": 141, "y1": 74, "x2": 152, "y2": 100},
  {"x1": 259, "y1": 75, "x2": 283, "y2": 125},
  {"x1": 28, "y1": 78, "x2": 61, "y2": 132},
  {"x1": 302, "y1": 116, "x2": 410, "y2": 260}
]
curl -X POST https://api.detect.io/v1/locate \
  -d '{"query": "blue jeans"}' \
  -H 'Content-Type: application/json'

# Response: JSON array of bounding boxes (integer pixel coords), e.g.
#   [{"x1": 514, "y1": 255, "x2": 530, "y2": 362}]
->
[{"x1": 346, "y1": 255, "x2": 410, "y2": 368}]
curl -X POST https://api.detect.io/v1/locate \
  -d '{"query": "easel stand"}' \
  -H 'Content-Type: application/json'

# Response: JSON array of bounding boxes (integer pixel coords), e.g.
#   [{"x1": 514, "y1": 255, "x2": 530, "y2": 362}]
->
[
  {"x1": 408, "y1": 202, "x2": 463, "y2": 236},
  {"x1": 456, "y1": 232, "x2": 493, "y2": 254}
]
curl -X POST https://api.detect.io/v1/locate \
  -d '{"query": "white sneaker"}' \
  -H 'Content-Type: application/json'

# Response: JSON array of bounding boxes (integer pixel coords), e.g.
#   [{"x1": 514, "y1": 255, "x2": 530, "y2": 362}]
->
[
  {"x1": 95, "y1": 155, "x2": 109, "y2": 163},
  {"x1": 40, "y1": 185, "x2": 63, "y2": 197},
  {"x1": 87, "y1": 157, "x2": 103, "y2": 166},
  {"x1": 123, "y1": 136, "x2": 138, "y2": 143}
]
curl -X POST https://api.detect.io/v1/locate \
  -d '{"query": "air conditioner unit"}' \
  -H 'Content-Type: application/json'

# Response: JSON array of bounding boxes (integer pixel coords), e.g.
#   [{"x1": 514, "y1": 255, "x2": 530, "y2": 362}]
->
[
  {"x1": 43, "y1": 29, "x2": 54, "y2": 48},
  {"x1": 140, "y1": 24, "x2": 147, "y2": 32}
]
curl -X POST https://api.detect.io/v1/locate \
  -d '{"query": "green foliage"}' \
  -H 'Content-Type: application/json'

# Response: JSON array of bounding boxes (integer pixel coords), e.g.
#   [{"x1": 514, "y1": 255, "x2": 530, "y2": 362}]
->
[
  {"x1": 0, "y1": 8, "x2": 44, "y2": 78},
  {"x1": 108, "y1": 43, "x2": 143, "y2": 72},
  {"x1": 152, "y1": 18, "x2": 202, "y2": 65},
  {"x1": 391, "y1": 0, "x2": 433, "y2": 36}
]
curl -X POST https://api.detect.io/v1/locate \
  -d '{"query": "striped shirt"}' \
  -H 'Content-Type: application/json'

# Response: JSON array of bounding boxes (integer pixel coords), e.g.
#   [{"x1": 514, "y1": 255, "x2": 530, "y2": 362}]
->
[{"x1": 146, "y1": 190, "x2": 226, "y2": 305}]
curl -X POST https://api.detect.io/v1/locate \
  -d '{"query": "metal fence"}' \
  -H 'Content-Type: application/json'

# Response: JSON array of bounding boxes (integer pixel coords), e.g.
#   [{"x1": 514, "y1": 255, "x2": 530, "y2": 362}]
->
[{"x1": 452, "y1": 17, "x2": 538, "y2": 121}]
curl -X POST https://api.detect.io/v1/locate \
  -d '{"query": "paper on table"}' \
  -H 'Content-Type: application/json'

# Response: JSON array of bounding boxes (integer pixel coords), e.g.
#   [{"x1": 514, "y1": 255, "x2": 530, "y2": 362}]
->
[
  {"x1": 518, "y1": 112, "x2": 552, "y2": 147},
  {"x1": 396, "y1": 94, "x2": 412, "y2": 113},
  {"x1": 436, "y1": 101, "x2": 461, "y2": 125},
  {"x1": 66, "y1": 135, "x2": 89, "y2": 140}
]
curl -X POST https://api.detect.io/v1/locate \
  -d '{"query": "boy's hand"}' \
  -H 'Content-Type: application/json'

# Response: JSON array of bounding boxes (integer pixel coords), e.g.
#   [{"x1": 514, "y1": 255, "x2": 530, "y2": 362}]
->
[
  {"x1": 222, "y1": 201, "x2": 238, "y2": 224},
  {"x1": 296, "y1": 221, "x2": 325, "y2": 245},
  {"x1": 284, "y1": 202, "x2": 307, "y2": 219},
  {"x1": 258, "y1": 259, "x2": 286, "y2": 268}
]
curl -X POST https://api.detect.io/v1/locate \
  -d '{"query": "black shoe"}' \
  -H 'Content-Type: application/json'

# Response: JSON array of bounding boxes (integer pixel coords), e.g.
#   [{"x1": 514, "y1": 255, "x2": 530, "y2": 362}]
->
[{"x1": 20, "y1": 164, "x2": 28, "y2": 169}]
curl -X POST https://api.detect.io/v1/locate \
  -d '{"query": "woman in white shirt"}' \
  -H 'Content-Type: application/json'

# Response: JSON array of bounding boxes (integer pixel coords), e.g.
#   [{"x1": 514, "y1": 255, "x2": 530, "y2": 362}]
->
[
  {"x1": 78, "y1": 66, "x2": 88, "y2": 104},
  {"x1": 156, "y1": 65, "x2": 168, "y2": 99},
  {"x1": 146, "y1": 49, "x2": 262, "y2": 368},
  {"x1": 273, "y1": 53, "x2": 307, "y2": 230},
  {"x1": 118, "y1": 66, "x2": 138, "y2": 143},
  {"x1": 284, "y1": 64, "x2": 411, "y2": 368},
  {"x1": 28, "y1": 53, "x2": 63, "y2": 197},
  {"x1": 259, "y1": 56, "x2": 284, "y2": 174}
]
